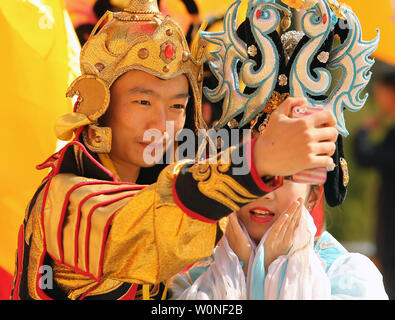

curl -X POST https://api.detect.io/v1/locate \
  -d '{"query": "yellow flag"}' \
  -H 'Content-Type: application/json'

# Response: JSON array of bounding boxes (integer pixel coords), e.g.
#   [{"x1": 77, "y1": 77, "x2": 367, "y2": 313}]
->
[
  {"x1": 345, "y1": 0, "x2": 395, "y2": 66},
  {"x1": 0, "y1": 0, "x2": 80, "y2": 275}
]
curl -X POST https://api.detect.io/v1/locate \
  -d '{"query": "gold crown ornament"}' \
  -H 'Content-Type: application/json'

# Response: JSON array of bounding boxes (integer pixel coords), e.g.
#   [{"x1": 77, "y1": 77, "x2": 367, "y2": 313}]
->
[{"x1": 55, "y1": 0, "x2": 206, "y2": 152}]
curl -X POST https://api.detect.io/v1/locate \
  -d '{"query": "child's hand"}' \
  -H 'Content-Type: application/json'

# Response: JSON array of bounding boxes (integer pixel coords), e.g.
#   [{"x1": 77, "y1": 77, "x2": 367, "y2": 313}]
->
[
  {"x1": 226, "y1": 213, "x2": 252, "y2": 275},
  {"x1": 264, "y1": 198, "x2": 304, "y2": 273}
]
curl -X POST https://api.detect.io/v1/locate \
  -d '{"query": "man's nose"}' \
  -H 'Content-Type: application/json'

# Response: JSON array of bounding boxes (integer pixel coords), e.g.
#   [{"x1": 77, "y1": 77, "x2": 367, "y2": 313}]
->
[{"x1": 147, "y1": 105, "x2": 167, "y2": 133}]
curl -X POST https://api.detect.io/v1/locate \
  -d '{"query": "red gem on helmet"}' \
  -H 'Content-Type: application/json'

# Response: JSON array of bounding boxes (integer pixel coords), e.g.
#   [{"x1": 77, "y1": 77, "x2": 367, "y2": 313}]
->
[
  {"x1": 165, "y1": 44, "x2": 174, "y2": 59},
  {"x1": 323, "y1": 14, "x2": 328, "y2": 24}
]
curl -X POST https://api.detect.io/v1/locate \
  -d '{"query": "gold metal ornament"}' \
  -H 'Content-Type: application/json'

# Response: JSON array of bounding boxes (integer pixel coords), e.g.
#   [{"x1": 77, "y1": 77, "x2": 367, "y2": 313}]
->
[
  {"x1": 250, "y1": 113, "x2": 262, "y2": 130},
  {"x1": 317, "y1": 51, "x2": 330, "y2": 64},
  {"x1": 138, "y1": 48, "x2": 149, "y2": 59},
  {"x1": 258, "y1": 115, "x2": 271, "y2": 135},
  {"x1": 249, "y1": 90, "x2": 290, "y2": 135},
  {"x1": 82, "y1": 124, "x2": 112, "y2": 154},
  {"x1": 339, "y1": 157, "x2": 349, "y2": 187},
  {"x1": 95, "y1": 63, "x2": 105, "y2": 72},
  {"x1": 280, "y1": 12, "x2": 292, "y2": 32},
  {"x1": 159, "y1": 40, "x2": 177, "y2": 64},
  {"x1": 182, "y1": 51, "x2": 190, "y2": 62},
  {"x1": 247, "y1": 45, "x2": 258, "y2": 57},
  {"x1": 250, "y1": 90, "x2": 290, "y2": 135},
  {"x1": 66, "y1": 75, "x2": 110, "y2": 122},
  {"x1": 278, "y1": 74, "x2": 288, "y2": 86}
]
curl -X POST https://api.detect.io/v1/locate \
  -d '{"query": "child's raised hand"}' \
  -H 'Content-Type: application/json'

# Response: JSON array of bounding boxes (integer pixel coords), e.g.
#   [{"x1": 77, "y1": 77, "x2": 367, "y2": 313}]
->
[
  {"x1": 226, "y1": 213, "x2": 252, "y2": 275},
  {"x1": 264, "y1": 198, "x2": 304, "y2": 273}
]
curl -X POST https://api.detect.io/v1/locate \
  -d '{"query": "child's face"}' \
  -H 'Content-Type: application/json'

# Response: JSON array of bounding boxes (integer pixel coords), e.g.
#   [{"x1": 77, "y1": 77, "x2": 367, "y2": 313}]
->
[
  {"x1": 237, "y1": 179, "x2": 311, "y2": 244},
  {"x1": 103, "y1": 70, "x2": 190, "y2": 168}
]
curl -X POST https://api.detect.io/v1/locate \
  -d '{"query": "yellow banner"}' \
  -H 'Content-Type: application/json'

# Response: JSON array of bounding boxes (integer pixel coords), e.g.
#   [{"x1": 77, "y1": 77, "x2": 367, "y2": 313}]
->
[{"x1": 0, "y1": 0, "x2": 80, "y2": 274}]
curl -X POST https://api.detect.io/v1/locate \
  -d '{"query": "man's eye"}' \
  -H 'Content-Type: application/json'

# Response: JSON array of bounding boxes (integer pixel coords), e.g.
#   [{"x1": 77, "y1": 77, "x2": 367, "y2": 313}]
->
[
  {"x1": 136, "y1": 100, "x2": 151, "y2": 106},
  {"x1": 172, "y1": 104, "x2": 186, "y2": 110}
]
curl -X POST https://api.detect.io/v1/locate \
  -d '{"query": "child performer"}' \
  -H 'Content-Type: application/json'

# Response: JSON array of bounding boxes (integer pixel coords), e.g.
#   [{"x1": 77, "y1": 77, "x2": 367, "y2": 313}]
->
[
  {"x1": 169, "y1": 166, "x2": 388, "y2": 300},
  {"x1": 168, "y1": 0, "x2": 386, "y2": 300}
]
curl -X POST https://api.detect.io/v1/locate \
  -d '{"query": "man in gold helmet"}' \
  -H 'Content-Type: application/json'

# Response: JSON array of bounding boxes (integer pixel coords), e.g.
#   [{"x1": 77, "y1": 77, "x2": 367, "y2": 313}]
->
[{"x1": 11, "y1": 0, "x2": 338, "y2": 300}]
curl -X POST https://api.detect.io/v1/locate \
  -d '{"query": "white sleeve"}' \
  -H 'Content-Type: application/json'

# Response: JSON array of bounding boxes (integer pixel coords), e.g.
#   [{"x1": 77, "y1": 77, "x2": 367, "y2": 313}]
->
[
  {"x1": 327, "y1": 252, "x2": 388, "y2": 300},
  {"x1": 169, "y1": 237, "x2": 247, "y2": 300}
]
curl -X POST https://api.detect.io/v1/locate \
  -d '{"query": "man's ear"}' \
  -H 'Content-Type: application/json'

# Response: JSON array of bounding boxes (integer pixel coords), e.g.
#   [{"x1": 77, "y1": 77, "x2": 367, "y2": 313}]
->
[{"x1": 307, "y1": 186, "x2": 321, "y2": 211}]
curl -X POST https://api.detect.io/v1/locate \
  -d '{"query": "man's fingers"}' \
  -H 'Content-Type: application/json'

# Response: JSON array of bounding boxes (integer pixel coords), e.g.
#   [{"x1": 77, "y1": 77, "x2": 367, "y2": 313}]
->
[
  {"x1": 311, "y1": 127, "x2": 339, "y2": 143},
  {"x1": 309, "y1": 155, "x2": 335, "y2": 169},
  {"x1": 309, "y1": 109, "x2": 337, "y2": 128},
  {"x1": 311, "y1": 142, "x2": 336, "y2": 157},
  {"x1": 274, "y1": 97, "x2": 308, "y2": 116}
]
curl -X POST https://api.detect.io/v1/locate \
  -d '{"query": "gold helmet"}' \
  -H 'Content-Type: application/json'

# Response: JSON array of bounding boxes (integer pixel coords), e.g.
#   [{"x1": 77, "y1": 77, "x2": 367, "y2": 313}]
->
[{"x1": 56, "y1": 0, "x2": 206, "y2": 148}]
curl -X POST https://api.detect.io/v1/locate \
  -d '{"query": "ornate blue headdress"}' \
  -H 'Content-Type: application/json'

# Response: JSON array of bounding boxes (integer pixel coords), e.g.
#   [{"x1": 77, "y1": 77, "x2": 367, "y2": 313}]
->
[{"x1": 200, "y1": 0, "x2": 380, "y2": 136}]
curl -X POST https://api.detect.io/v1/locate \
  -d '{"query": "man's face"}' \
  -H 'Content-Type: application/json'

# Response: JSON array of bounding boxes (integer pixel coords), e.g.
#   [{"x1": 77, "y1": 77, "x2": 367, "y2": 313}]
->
[{"x1": 103, "y1": 70, "x2": 190, "y2": 168}]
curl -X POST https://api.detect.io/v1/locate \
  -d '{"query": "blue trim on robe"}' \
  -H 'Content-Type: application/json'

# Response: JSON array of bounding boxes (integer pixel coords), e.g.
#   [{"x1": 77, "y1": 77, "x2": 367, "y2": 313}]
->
[{"x1": 314, "y1": 231, "x2": 348, "y2": 273}]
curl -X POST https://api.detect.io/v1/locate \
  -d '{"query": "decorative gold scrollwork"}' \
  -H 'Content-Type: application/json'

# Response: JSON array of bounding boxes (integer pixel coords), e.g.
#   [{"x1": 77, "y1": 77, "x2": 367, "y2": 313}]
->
[{"x1": 188, "y1": 149, "x2": 258, "y2": 211}]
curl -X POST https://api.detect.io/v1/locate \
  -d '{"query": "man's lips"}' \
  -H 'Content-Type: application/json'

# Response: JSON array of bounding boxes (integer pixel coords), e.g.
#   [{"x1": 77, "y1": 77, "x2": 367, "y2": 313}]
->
[
  {"x1": 138, "y1": 141, "x2": 165, "y2": 149},
  {"x1": 249, "y1": 207, "x2": 275, "y2": 224}
]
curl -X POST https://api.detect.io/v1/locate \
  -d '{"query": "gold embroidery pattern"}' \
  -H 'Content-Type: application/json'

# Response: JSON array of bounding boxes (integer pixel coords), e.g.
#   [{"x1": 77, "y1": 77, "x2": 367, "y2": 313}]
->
[
  {"x1": 263, "y1": 91, "x2": 290, "y2": 114},
  {"x1": 250, "y1": 91, "x2": 290, "y2": 133},
  {"x1": 188, "y1": 149, "x2": 258, "y2": 211},
  {"x1": 134, "y1": 282, "x2": 168, "y2": 300}
]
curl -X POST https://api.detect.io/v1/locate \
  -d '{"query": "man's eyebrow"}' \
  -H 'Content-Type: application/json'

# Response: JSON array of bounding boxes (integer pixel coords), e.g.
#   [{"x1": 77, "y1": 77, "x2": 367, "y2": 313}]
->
[
  {"x1": 172, "y1": 92, "x2": 190, "y2": 99},
  {"x1": 128, "y1": 87, "x2": 159, "y2": 97},
  {"x1": 128, "y1": 87, "x2": 189, "y2": 100}
]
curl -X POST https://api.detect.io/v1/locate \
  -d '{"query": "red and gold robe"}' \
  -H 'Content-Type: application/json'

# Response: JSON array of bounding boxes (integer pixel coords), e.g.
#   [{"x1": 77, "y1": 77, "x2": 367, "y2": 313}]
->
[{"x1": 11, "y1": 135, "x2": 281, "y2": 300}]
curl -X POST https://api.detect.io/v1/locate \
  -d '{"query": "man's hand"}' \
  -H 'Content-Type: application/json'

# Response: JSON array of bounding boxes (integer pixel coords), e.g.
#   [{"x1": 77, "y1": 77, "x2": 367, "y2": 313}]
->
[{"x1": 254, "y1": 97, "x2": 338, "y2": 177}]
